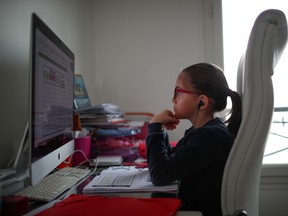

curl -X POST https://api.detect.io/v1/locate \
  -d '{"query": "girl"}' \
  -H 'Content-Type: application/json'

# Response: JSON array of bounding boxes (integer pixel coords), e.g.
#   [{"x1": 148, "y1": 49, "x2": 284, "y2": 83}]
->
[{"x1": 146, "y1": 63, "x2": 242, "y2": 216}]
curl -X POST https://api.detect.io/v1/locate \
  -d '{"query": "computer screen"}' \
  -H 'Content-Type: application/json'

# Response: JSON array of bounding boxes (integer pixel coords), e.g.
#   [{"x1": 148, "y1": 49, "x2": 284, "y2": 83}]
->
[{"x1": 29, "y1": 13, "x2": 75, "y2": 186}]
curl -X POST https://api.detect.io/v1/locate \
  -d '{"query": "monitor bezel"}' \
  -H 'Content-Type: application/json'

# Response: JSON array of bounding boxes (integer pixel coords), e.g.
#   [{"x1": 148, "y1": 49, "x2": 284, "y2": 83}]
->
[{"x1": 28, "y1": 13, "x2": 75, "y2": 186}]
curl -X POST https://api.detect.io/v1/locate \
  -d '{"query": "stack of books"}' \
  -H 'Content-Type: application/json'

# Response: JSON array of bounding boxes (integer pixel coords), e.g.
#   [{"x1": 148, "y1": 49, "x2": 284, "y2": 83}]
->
[{"x1": 75, "y1": 103, "x2": 127, "y2": 128}]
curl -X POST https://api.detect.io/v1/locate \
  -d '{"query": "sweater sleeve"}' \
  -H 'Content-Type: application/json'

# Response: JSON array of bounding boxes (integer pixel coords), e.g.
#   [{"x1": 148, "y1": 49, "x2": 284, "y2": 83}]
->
[{"x1": 146, "y1": 123, "x2": 177, "y2": 185}]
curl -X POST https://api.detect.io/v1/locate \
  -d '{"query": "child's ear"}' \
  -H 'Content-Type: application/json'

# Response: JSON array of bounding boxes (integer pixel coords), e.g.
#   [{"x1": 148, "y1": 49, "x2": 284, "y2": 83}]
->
[{"x1": 197, "y1": 95, "x2": 209, "y2": 109}]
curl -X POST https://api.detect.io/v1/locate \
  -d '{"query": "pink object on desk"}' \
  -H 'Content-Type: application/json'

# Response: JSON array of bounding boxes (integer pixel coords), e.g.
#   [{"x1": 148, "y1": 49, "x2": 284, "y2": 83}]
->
[{"x1": 72, "y1": 136, "x2": 91, "y2": 166}]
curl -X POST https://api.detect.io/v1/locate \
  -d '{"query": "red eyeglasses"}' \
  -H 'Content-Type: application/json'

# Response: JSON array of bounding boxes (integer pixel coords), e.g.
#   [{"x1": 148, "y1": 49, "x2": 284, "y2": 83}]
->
[{"x1": 173, "y1": 87, "x2": 198, "y2": 100}]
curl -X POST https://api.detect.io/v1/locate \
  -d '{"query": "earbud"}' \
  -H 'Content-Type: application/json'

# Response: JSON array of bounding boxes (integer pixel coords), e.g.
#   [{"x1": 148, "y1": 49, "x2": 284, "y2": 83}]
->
[{"x1": 198, "y1": 100, "x2": 205, "y2": 109}]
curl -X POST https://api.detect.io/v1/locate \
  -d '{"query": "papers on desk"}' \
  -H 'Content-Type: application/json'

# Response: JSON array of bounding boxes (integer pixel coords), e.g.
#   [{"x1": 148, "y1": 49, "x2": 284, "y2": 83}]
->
[{"x1": 83, "y1": 166, "x2": 178, "y2": 193}]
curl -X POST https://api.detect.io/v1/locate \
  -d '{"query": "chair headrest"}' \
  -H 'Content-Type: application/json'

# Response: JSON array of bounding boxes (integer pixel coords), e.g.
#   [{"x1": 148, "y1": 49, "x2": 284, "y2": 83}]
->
[{"x1": 237, "y1": 9, "x2": 287, "y2": 95}]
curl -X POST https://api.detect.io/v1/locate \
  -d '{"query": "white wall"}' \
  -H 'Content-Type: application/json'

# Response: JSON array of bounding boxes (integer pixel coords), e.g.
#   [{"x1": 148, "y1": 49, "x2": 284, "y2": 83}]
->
[
  {"x1": 90, "y1": 0, "x2": 223, "y2": 142},
  {"x1": 92, "y1": 0, "x2": 205, "y2": 113},
  {"x1": 92, "y1": 0, "x2": 202, "y2": 142},
  {"x1": 259, "y1": 165, "x2": 288, "y2": 216}
]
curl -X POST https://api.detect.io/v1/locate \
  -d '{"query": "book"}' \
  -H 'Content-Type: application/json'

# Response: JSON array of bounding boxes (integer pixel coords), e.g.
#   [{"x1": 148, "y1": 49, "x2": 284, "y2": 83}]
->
[{"x1": 83, "y1": 166, "x2": 178, "y2": 193}]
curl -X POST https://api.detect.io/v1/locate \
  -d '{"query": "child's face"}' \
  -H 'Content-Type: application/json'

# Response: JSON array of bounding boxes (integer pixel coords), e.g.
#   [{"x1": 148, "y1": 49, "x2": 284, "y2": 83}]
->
[{"x1": 172, "y1": 72, "x2": 200, "y2": 122}]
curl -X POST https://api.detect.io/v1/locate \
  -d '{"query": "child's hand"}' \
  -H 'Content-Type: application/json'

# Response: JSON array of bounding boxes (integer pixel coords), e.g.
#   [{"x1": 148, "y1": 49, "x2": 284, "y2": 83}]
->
[{"x1": 150, "y1": 109, "x2": 180, "y2": 130}]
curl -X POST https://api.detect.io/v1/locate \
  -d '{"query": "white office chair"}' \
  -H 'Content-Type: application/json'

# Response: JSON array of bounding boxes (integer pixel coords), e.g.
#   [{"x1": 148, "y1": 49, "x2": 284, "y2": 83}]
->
[
  {"x1": 188, "y1": 9, "x2": 287, "y2": 216},
  {"x1": 221, "y1": 9, "x2": 287, "y2": 216}
]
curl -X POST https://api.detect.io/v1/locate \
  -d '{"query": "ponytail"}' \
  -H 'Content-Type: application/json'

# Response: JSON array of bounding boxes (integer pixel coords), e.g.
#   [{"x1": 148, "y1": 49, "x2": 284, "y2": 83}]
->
[{"x1": 225, "y1": 90, "x2": 242, "y2": 138}]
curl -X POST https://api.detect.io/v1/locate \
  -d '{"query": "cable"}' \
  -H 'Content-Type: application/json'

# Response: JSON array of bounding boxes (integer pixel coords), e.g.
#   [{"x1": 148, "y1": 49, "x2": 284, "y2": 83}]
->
[
  {"x1": 64, "y1": 149, "x2": 90, "y2": 165},
  {"x1": 6, "y1": 156, "x2": 16, "y2": 169},
  {"x1": 91, "y1": 157, "x2": 99, "y2": 174},
  {"x1": 57, "y1": 149, "x2": 99, "y2": 176},
  {"x1": 194, "y1": 104, "x2": 201, "y2": 128}
]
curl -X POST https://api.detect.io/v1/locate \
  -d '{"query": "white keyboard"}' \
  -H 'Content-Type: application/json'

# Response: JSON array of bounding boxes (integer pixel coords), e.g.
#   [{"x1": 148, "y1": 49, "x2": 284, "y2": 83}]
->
[
  {"x1": 93, "y1": 174, "x2": 135, "y2": 187},
  {"x1": 15, "y1": 167, "x2": 91, "y2": 202}
]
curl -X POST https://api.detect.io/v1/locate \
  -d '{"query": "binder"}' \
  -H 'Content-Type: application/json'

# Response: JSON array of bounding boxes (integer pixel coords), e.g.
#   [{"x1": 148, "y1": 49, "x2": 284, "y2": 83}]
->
[{"x1": 36, "y1": 194, "x2": 181, "y2": 216}]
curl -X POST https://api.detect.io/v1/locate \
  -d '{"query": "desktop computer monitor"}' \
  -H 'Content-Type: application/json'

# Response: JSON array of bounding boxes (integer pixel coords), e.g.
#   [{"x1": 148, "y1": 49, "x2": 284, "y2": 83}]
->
[{"x1": 28, "y1": 13, "x2": 75, "y2": 186}]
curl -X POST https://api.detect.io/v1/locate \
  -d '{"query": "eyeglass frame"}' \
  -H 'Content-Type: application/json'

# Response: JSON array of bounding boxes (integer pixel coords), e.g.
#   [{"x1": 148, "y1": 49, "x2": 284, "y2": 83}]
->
[{"x1": 173, "y1": 87, "x2": 200, "y2": 100}]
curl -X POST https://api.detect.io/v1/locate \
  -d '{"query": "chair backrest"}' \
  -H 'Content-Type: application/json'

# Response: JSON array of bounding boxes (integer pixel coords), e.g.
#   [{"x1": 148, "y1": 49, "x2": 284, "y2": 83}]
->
[{"x1": 221, "y1": 9, "x2": 287, "y2": 216}]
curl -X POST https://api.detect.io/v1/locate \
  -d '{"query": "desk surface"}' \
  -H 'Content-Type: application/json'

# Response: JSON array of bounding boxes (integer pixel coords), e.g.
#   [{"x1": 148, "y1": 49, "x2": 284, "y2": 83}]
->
[{"x1": 23, "y1": 167, "x2": 200, "y2": 216}]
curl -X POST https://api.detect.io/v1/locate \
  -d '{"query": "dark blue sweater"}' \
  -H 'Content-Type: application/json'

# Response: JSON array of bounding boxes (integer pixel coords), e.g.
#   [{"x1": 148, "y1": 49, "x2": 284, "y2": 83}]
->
[{"x1": 146, "y1": 118, "x2": 233, "y2": 216}]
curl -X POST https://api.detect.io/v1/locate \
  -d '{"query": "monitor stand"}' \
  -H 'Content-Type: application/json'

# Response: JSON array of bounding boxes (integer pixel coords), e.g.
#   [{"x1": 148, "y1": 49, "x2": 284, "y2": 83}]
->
[{"x1": 14, "y1": 122, "x2": 29, "y2": 181}]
